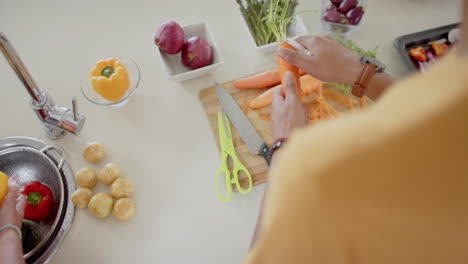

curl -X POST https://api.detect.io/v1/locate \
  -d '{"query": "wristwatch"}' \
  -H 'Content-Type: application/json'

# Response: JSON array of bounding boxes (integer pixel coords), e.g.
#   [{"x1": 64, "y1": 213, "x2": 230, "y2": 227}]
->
[
  {"x1": 352, "y1": 56, "x2": 386, "y2": 98},
  {"x1": 267, "y1": 138, "x2": 287, "y2": 161}
]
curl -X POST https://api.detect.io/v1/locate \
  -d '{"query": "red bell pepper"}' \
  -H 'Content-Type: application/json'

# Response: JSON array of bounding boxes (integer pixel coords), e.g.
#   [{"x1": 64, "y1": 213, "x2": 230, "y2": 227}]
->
[
  {"x1": 21, "y1": 181, "x2": 54, "y2": 221},
  {"x1": 409, "y1": 46, "x2": 427, "y2": 62}
]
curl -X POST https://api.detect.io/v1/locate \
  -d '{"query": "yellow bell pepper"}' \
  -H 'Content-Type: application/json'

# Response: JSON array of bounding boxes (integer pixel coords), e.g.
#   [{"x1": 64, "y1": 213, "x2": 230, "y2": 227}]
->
[
  {"x1": 90, "y1": 58, "x2": 130, "y2": 102},
  {"x1": 0, "y1": 171, "x2": 8, "y2": 206}
]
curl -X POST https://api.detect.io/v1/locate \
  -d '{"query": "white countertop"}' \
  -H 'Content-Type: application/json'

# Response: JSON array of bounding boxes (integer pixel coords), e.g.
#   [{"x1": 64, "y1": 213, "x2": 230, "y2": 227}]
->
[{"x1": 0, "y1": 0, "x2": 461, "y2": 263}]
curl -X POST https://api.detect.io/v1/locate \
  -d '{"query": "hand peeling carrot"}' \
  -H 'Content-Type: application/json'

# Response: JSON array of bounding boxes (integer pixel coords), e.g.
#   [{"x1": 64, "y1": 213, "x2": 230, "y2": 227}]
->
[
  {"x1": 249, "y1": 75, "x2": 323, "y2": 109},
  {"x1": 234, "y1": 68, "x2": 308, "y2": 89},
  {"x1": 277, "y1": 42, "x2": 302, "y2": 98}
]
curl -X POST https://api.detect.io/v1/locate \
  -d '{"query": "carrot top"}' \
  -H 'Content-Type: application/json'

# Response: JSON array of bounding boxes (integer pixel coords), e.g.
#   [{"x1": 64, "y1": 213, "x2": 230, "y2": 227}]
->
[{"x1": 265, "y1": 0, "x2": 315, "y2": 43}]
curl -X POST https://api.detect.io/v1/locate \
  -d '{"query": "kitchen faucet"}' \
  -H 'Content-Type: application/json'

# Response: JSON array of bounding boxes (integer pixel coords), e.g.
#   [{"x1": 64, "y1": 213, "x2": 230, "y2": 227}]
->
[{"x1": 0, "y1": 33, "x2": 85, "y2": 139}]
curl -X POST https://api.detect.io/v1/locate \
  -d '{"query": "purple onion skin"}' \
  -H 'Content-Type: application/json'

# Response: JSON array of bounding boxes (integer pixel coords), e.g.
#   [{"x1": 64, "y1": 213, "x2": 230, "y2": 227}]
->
[
  {"x1": 181, "y1": 37, "x2": 213, "y2": 70},
  {"x1": 346, "y1": 6, "x2": 364, "y2": 25},
  {"x1": 155, "y1": 21, "x2": 185, "y2": 54},
  {"x1": 324, "y1": 9, "x2": 346, "y2": 24},
  {"x1": 338, "y1": 0, "x2": 358, "y2": 14},
  {"x1": 331, "y1": 0, "x2": 343, "y2": 5},
  {"x1": 326, "y1": 4, "x2": 338, "y2": 12}
]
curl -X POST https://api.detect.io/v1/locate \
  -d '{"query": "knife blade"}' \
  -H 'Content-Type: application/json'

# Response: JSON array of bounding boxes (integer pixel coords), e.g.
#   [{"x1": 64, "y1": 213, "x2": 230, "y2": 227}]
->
[{"x1": 215, "y1": 82, "x2": 270, "y2": 165}]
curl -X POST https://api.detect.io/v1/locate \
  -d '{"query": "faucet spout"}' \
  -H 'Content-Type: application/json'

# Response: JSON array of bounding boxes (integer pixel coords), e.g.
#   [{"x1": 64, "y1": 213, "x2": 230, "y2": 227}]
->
[{"x1": 0, "y1": 33, "x2": 85, "y2": 139}]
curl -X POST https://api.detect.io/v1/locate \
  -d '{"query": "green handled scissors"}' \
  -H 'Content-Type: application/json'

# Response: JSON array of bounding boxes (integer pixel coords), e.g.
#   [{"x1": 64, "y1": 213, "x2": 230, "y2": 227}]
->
[{"x1": 216, "y1": 110, "x2": 253, "y2": 202}]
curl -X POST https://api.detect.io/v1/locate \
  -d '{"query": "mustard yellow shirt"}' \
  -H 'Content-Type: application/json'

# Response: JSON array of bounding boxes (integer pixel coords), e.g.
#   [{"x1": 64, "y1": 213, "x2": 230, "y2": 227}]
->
[{"x1": 245, "y1": 52, "x2": 468, "y2": 264}]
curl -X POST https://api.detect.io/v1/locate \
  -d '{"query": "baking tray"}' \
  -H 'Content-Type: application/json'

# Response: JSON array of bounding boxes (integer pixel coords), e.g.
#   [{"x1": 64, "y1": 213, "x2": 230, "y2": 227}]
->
[{"x1": 394, "y1": 23, "x2": 459, "y2": 72}]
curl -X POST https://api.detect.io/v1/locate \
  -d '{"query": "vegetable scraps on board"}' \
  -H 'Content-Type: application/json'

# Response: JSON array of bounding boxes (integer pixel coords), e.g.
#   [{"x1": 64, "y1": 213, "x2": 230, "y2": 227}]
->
[
  {"x1": 22, "y1": 181, "x2": 54, "y2": 221},
  {"x1": 236, "y1": 0, "x2": 298, "y2": 46}
]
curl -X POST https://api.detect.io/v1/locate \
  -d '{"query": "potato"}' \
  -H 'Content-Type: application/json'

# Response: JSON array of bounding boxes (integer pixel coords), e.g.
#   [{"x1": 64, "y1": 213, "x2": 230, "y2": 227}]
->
[
  {"x1": 110, "y1": 178, "x2": 134, "y2": 199},
  {"x1": 75, "y1": 168, "x2": 97, "y2": 188},
  {"x1": 98, "y1": 163, "x2": 120, "y2": 184},
  {"x1": 83, "y1": 143, "x2": 105, "y2": 163},
  {"x1": 112, "y1": 198, "x2": 135, "y2": 221},
  {"x1": 88, "y1": 193, "x2": 114, "y2": 218},
  {"x1": 71, "y1": 188, "x2": 93, "y2": 209}
]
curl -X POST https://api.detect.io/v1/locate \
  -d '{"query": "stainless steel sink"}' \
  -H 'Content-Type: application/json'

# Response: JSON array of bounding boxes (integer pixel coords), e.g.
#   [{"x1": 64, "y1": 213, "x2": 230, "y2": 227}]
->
[{"x1": 0, "y1": 136, "x2": 75, "y2": 264}]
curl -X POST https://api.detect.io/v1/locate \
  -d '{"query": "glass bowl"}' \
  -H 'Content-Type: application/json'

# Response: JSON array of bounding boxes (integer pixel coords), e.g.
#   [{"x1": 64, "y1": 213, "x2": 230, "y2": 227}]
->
[
  {"x1": 321, "y1": 0, "x2": 365, "y2": 36},
  {"x1": 81, "y1": 57, "x2": 140, "y2": 106}
]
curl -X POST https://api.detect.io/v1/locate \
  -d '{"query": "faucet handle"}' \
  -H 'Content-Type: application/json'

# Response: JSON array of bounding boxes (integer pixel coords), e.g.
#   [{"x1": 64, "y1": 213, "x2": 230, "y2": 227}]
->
[{"x1": 72, "y1": 96, "x2": 78, "y2": 121}]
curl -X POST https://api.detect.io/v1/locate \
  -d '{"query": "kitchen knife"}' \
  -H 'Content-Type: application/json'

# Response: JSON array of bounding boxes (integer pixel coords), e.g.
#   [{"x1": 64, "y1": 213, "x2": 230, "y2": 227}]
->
[{"x1": 215, "y1": 83, "x2": 270, "y2": 165}]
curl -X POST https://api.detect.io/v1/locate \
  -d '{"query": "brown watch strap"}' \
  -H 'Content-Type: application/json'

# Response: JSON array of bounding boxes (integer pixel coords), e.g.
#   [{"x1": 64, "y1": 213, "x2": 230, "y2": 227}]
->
[{"x1": 352, "y1": 63, "x2": 378, "y2": 98}]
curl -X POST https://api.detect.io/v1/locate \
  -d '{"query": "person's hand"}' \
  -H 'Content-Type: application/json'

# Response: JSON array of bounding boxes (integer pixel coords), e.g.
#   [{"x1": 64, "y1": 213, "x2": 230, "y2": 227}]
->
[
  {"x1": 0, "y1": 176, "x2": 26, "y2": 229},
  {"x1": 271, "y1": 71, "x2": 308, "y2": 139},
  {"x1": 277, "y1": 36, "x2": 362, "y2": 85}
]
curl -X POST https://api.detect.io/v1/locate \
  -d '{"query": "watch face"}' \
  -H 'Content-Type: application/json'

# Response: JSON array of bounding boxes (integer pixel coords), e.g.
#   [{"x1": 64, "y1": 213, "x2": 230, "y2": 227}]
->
[{"x1": 361, "y1": 56, "x2": 386, "y2": 72}]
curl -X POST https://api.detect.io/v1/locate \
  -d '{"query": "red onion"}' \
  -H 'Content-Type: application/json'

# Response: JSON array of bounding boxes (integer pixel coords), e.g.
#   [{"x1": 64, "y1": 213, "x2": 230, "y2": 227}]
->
[
  {"x1": 324, "y1": 9, "x2": 347, "y2": 24},
  {"x1": 346, "y1": 6, "x2": 364, "y2": 25},
  {"x1": 338, "y1": 0, "x2": 358, "y2": 14},
  {"x1": 154, "y1": 21, "x2": 185, "y2": 54},
  {"x1": 181, "y1": 37, "x2": 213, "y2": 70},
  {"x1": 331, "y1": 0, "x2": 343, "y2": 6}
]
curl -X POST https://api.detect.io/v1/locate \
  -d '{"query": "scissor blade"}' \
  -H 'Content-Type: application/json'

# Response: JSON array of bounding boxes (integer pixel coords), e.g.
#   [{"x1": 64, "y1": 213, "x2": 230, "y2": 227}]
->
[
  {"x1": 215, "y1": 83, "x2": 265, "y2": 155},
  {"x1": 219, "y1": 110, "x2": 231, "y2": 140}
]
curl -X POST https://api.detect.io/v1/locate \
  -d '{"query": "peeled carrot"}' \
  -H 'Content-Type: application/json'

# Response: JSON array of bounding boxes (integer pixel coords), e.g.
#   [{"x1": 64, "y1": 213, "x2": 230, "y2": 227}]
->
[
  {"x1": 277, "y1": 42, "x2": 302, "y2": 98},
  {"x1": 249, "y1": 75, "x2": 323, "y2": 109},
  {"x1": 249, "y1": 86, "x2": 277, "y2": 110},
  {"x1": 234, "y1": 68, "x2": 307, "y2": 89},
  {"x1": 259, "y1": 114, "x2": 272, "y2": 121},
  {"x1": 234, "y1": 70, "x2": 281, "y2": 89}
]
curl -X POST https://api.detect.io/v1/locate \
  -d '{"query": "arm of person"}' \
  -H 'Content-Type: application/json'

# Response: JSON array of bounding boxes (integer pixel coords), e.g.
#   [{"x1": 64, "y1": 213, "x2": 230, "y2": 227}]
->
[
  {"x1": 250, "y1": 71, "x2": 307, "y2": 249},
  {"x1": 277, "y1": 36, "x2": 394, "y2": 101},
  {"x1": 0, "y1": 176, "x2": 26, "y2": 264}
]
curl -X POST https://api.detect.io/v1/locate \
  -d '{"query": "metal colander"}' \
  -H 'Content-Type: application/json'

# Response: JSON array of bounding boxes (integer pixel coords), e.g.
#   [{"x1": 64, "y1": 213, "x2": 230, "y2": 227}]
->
[{"x1": 0, "y1": 145, "x2": 65, "y2": 260}]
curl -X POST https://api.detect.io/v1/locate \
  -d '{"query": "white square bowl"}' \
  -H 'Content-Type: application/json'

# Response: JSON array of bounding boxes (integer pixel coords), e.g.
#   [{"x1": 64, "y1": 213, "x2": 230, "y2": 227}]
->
[
  {"x1": 157, "y1": 22, "x2": 223, "y2": 82},
  {"x1": 242, "y1": 15, "x2": 309, "y2": 54}
]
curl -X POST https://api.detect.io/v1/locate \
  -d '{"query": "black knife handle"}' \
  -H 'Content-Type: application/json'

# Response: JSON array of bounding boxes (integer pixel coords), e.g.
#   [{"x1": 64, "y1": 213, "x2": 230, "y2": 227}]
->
[{"x1": 258, "y1": 143, "x2": 271, "y2": 166}]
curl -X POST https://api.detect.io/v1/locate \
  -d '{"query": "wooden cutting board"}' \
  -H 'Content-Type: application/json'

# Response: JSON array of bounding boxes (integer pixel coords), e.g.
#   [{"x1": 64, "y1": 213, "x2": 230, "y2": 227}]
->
[
  {"x1": 199, "y1": 76, "x2": 363, "y2": 190},
  {"x1": 199, "y1": 80, "x2": 274, "y2": 190}
]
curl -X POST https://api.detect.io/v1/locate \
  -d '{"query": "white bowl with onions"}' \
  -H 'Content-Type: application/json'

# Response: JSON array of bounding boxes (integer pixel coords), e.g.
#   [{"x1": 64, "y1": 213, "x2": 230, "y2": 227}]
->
[{"x1": 155, "y1": 21, "x2": 224, "y2": 82}]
